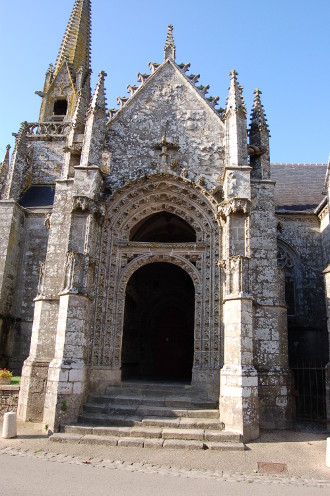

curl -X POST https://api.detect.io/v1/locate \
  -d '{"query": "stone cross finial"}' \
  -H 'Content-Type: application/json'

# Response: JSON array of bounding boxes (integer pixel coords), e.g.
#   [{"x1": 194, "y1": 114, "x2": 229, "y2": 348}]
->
[{"x1": 164, "y1": 25, "x2": 176, "y2": 61}]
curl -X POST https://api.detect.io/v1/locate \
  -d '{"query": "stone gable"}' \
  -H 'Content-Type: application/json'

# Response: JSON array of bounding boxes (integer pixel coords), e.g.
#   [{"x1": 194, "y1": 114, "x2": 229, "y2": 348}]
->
[{"x1": 106, "y1": 61, "x2": 225, "y2": 191}]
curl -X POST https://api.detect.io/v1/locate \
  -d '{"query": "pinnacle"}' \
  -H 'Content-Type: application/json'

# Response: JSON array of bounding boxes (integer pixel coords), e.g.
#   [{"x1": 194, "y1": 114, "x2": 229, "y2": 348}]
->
[
  {"x1": 249, "y1": 88, "x2": 269, "y2": 134},
  {"x1": 1, "y1": 145, "x2": 10, "y2": 167},
  {"x1": 89, "y1": 71, "x2": 107, "y2": 112},
  {"x1": 164, "y1": 24, "x2": 176, "y2": 61},
  {"x1": 46, "y1": 63, "x2": 54, "y2": 75},
  {"x1": 72, "y1": 91, "x2": 88, "y2": 129},
  {"x1": 225, "y1": 70, "x2": 246, "y2": 116},
  {"x1": 54, "y1": 0, "x2": 92, "y2": 78}
]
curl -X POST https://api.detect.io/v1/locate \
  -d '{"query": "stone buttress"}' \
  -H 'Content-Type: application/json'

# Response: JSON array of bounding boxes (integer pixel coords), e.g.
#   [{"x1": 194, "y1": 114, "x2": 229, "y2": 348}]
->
[
  {"x1": 249, "y1": 89, "x2": 292, "y2": 429},
  {"x1": 219, "y1": 71, "x2": 259, "y2": 441},
  {"x1": 17, "y1": 0, "x2": 97, "y2": 429}
]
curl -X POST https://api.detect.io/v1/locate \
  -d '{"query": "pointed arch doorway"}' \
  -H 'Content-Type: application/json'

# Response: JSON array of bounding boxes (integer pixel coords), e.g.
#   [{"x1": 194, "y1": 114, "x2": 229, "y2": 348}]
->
[{"x1": 121, "y1": 262, "x2": 195, "y2": 382}]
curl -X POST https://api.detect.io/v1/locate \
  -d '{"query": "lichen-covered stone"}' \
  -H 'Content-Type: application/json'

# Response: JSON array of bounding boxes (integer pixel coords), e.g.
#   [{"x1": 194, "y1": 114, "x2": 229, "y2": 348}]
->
[{"x1": 0, "y1": 0, "x2": 328, "y2": 442}]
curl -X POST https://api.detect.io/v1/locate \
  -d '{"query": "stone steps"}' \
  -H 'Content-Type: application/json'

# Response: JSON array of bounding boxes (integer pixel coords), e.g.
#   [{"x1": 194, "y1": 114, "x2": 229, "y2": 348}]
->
[
  {"x1": 76, "y1": 412, "x2": 223, "y2": 429},
  {"x1": 51, "y1": 381, "x2": 245, "y2": 450},
  {"x1": 105, "y1": 381, "x2": 193, "y2": 396},
  {"x1": 82, "y1": 403, "x2": 220, "y2": 419},
  {"x1": 89, "y1": 394, "x2": 217, "y2": 409},
  {"x1": 51, "y1": 424, "x2": 245, "y2": 450}
]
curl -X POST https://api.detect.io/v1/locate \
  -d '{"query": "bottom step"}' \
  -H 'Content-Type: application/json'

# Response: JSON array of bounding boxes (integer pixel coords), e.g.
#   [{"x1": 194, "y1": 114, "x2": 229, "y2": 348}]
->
[{"x1": 49, "y1": 431, "x2": 246, "y2": 451}]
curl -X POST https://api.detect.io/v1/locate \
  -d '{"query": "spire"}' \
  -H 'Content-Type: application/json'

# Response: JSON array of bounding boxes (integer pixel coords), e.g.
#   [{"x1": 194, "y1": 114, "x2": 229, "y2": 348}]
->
[
  {"x1": 249, "y1": 89, "x2": 270, "y2": 180},
  {"x1": 54, "y1": 0, "x2": 92, "y2": 78},
  {"x1": 37, "y1": 0, "x2": 92, "y2": 122},
  {"x1": 164, "y1": 25, "x2": 176, "y2": 61},
  {"x1": 249, "y1": 88, "x2": 269, "y2": 134},
  {"x1": 224, "y1": 70, "x2": 247, "y2": 117}
]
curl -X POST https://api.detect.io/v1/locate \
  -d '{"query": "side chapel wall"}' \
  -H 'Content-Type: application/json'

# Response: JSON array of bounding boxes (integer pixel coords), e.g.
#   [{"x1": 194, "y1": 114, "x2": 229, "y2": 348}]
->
[{"x1": 277, "y1": 214, "x2": 328, "y2": 364}]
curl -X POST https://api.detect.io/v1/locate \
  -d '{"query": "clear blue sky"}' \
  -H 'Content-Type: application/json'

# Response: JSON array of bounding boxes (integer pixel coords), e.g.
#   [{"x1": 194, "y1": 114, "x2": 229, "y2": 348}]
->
[{"x1": 0, "y1": 0, "x2": 329, "y2": 163}]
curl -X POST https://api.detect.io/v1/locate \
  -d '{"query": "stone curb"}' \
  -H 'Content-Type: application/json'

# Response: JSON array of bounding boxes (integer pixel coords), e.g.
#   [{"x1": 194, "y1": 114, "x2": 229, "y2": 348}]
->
[{"x1": 1, "y1": 446, "x2": 329, "y2": 488}]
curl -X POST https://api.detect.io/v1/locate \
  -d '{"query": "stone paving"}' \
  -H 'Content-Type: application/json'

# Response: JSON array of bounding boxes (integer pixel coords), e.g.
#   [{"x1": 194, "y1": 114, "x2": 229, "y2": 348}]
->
[{"x1": 1, "y1": 445, "x2": 330, "y2": 488}]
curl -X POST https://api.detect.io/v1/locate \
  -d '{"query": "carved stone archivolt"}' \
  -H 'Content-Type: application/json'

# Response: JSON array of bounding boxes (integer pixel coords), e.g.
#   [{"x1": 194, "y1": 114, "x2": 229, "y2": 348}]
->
[{"x1": 89, "y1": 176, "x2": 222, "y2": 372}]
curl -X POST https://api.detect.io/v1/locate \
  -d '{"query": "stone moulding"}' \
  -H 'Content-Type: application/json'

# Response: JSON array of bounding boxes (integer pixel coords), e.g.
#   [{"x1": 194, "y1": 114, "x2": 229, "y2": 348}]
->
[
  {"x1": 115, "y1": 240, "x2": 206, "y2": 251},
  {"x1": 318, "y1": 203, "x2": 329, "y2": 221}
]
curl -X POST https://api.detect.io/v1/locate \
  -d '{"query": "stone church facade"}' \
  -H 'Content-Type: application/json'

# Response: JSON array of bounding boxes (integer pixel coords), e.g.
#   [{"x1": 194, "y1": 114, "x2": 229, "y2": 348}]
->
[{"x1": 0, "y1": 0, "x2": 329, "y2": 442}]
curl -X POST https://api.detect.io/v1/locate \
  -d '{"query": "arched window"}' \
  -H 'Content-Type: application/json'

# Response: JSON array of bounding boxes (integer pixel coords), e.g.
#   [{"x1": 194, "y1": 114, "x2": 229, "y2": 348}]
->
[{"x1": 277, "y1": 245, "x2": 296, "y2": 316}]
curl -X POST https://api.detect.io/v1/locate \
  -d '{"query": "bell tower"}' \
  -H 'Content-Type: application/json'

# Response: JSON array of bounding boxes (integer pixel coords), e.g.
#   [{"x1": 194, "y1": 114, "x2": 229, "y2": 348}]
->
[{"x1": 37, "y1": 0, "x2": 92, "y2": 122}]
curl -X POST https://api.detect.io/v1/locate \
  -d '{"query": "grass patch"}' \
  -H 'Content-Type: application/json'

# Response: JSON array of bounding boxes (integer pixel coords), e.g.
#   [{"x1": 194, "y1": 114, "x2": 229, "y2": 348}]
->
[{"x1": 10, "y1": 376, "x2": 21, "y2": 385}]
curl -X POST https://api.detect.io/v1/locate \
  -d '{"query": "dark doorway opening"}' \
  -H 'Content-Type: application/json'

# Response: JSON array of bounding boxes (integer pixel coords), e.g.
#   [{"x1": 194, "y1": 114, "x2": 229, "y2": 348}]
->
[{"x1": 121, "y1": 263, "x2": 195, "y2": 382}]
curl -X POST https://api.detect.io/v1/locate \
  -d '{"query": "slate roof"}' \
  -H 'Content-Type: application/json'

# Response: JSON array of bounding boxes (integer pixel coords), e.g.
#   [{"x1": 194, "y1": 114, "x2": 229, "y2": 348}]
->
[{"x1": 271, "y1": 163, "x2": 327, "y2": 213}]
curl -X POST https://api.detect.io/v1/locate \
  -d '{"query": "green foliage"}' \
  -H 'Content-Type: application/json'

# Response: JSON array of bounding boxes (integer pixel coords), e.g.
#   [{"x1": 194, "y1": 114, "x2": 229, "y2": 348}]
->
[{"x1": 10, "y1": 376, "x2": 20, "y2": 385}]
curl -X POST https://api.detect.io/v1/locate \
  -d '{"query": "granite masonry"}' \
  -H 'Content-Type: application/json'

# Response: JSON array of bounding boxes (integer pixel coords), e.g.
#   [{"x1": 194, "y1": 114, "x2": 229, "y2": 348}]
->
[{"x1": 0, "y1": 0, "x2": 329, "y2": 443}]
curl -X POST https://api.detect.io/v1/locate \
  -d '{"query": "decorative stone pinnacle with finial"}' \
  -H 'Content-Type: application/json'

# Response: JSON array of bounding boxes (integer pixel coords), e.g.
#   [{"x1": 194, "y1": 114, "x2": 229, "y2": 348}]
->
[
  {"x1": 164, "y1": 24, "x2": 176, "y2": 61},
  {"x1": 225, "y1": 70, "x2": 246, "y2": 116},
  {"x1": 250, "y1": 87, "x2": 269, "y2": 133}
]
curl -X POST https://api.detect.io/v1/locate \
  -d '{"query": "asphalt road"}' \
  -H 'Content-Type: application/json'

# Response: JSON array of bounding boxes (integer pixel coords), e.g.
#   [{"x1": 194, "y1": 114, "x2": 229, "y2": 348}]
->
[{"x1": 1, "y1": 452, "x2": 329, "y2": 496}]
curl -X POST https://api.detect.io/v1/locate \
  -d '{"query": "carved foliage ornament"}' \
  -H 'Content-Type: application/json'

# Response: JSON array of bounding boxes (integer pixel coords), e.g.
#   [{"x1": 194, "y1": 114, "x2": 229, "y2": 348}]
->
[
  {"x1": 218, "y1": 198, "x2": 251, "y2": 220},
  {"x1": 72, "y1": 196, "x2": 105, "y2": 218}
]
